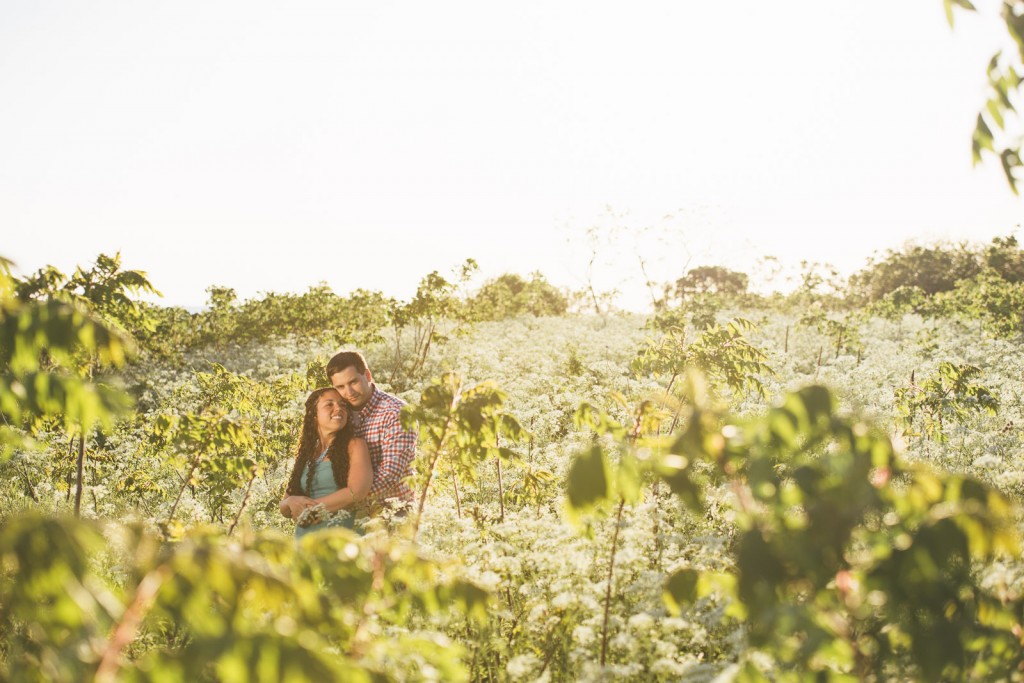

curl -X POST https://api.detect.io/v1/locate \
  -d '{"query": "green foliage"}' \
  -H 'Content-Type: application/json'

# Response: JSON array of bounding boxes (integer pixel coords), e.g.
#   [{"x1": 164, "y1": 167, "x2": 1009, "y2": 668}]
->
[
  {"x1": 850, "y1": 241, "x2": 981, "y2": 301},
  {"x1": 674, "y1": 265, "x2": 749, "y2": 299},
  {"x1": 568, "y1": 396, "x2": 674, "y2": 519},
  {"x1": 9, "y1": 244, "x2": 1024, "y2": 679},
  {"x1": 188, "y1": 363, "x2": 302, "y2": 456},
  {"x1": 149, "y1": 410, "x2": 256, "y2": 530},
  {"x1": 400, "y1": 373, "x2": 531, "y2": 531},
  {"x1": 866, "y1": 285, "x2": 931, "y2": 319},
  {"x1": 798, "y1": 306, "x2": 865, "y2": 359},
  {"x1": 147, "y1": 363, "x2": 301, "y2": 525},
  {"x1": 895, "y1": 362, "x2": 1000, "y2": 443},
  {"x1": 506, "y1": 462, "x2": 557, "y2": 508},
  {"x1": 384, "y1": 262, "x2": 477, "y2": 388},
  {"x1": 946, "y1": 0, "x2": 1024, "y2": 192},
  {"x1": 0, "y1": 514, "x2": 488, "y2": 682},
  {"x1": 788, "y1": 260, "x2": 847, "y2": 310},
  {"x1": 244, "y1": 286, "x2": 390, "y2": 348},
  {"x1": 851, "y1": 236, "x2": 1024, "y2": 338},
  {"x1": 647, "y1": 293, "x2": 721, "y2": 332},
  {"x1": 193, "y1": 285, "x2": 240, "y2": 346},
  {"x1": 467, "y1": 272, "x2": 568, "y2": 321},
  {"x1": 984, "y1": 234, "x2": 1024, "y2": 281},
  {"x1": 131, "y1": 303, "x2": 197, "y2": 364},
  {"x1": 0, "y1": 257, "x2": 133, "y2": 459},
  {"x1": 15, "y1": 252, "x2": 161, "y2": 340},
  {"x1": 633, "y1": 318, "x2": 776, "y2": 401},
  {"x1": 943, "y1": 0, "x2": 978, "y2": 27},
  {"x1": 193, "y1": 284, "x2": 392, "y2": 350},
  {"x1": 939, "y1": 268, "x2": 1024, "y2": 337},
  {"x1": 567, "y1": 381, "x2": 1022, "y2": 680},
  {"x1": 7, "y1": 253, "x2": 162, "y2": 515},
  {"x1": 0, "y1": 514, "x2": 112, "y2": 682}
]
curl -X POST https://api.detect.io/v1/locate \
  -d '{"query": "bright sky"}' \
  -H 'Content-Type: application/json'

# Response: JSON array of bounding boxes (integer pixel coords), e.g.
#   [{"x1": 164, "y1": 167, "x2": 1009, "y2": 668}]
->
[{"x1": 2, "y1": 1, "x2": 1021, "y2": 310}]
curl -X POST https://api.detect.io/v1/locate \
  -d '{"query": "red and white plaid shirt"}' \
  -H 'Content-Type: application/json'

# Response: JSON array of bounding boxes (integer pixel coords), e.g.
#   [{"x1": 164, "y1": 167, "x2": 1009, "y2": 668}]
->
[{"x1": 355, "y1": 386, "x2": 416, "y2": 508}]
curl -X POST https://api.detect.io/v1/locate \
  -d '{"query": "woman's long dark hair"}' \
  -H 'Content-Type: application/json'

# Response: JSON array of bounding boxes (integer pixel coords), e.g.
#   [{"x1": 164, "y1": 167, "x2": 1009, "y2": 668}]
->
[{"x1": 286, "y1": 388, "x2": 353, "y2": 496}]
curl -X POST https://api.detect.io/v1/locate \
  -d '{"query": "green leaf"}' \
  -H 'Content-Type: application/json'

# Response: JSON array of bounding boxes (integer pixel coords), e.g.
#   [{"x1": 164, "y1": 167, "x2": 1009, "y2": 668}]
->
[
  {"x1": 657, "y1": 453, "x2": 703, "y2": 512},
  {"x1": 944, "y1": 0, "x2": 976, "y2": 27},
  {"x1": 566, "y1": 444, "x2": 610, "y2": 511},
  {"x1": 973, "y1": 114, "x2": 995, "y2": 164},
  {"x1": 449, "y1": 580, "x2": 491, "y2": 624},
  {"x1": 795, "y1": 385, "x2": 833, "y2": 429},
  {"x1": 616, "y1": 450, "x2": 644, "y2": 504},
  {"x1": 663, "y1": 568, "x2": 699, "y2": 614},
  {"x1": 986, "y1": 98, "x2": 1006, "y2": 130},
  {"x1": 1000, "y1": 148, "x2": 1022, "y2": 194}
]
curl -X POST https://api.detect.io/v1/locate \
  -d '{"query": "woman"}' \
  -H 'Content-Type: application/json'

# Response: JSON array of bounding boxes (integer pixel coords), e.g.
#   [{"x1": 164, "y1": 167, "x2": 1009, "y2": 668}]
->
[{"x1": 279, "y1": 387, "x2": 372, "y2": 537}]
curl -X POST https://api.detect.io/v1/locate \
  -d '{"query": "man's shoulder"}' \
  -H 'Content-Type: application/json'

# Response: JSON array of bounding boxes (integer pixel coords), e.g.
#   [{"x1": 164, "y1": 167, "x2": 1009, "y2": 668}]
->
[
  {"x1": 376, "y1": 387, "x2": 406, "y2": 406},
  {"x1": 366, "y1": 387, "x2": 406, "y2": 417},
  {"x1": 357, "y1": 388, "x2": 410, "y2": 440}
]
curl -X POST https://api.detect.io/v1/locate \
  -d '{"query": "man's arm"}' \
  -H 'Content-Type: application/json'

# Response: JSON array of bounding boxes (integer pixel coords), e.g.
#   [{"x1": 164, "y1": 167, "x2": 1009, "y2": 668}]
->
[{"x1": 367, "y1": 411, "x2": 416, "y2": 500}]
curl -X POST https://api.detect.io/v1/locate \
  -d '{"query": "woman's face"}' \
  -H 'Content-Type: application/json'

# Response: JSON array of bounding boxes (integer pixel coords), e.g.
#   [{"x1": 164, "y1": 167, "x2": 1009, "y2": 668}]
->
[{"x1": 315, "y1": 389, "x2": 348, "y2": 435}]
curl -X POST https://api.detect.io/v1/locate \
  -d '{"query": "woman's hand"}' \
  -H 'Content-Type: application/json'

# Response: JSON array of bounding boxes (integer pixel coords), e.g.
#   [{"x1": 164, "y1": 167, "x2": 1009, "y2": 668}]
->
[{"x1": 280, "y1": 495, "x2": 315, "y2": 519}]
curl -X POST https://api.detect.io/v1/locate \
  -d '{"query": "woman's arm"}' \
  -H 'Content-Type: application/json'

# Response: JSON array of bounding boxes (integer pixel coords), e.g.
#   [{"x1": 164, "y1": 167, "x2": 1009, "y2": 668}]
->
[{"x1": 313, "y1": 438, "x2": 373, "y2": 512}]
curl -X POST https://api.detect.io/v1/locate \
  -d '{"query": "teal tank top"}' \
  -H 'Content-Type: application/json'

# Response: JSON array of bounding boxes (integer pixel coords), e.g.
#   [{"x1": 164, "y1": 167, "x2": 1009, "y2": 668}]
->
[{"x1": 294, "y1": 450, "x2": 354, "y2": 538}]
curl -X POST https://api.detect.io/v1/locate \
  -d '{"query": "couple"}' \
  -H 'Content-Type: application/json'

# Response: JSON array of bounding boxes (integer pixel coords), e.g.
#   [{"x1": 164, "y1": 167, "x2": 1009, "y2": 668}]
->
[{"x1": 279, "y1": 351, "x2": 416, "y2": 536}]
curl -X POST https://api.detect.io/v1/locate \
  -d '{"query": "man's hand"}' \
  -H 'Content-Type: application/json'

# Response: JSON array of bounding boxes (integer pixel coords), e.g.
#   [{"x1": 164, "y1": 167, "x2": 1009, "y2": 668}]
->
[{"x1": 281, "y1": 495, "x2": 315, "y2": 519}]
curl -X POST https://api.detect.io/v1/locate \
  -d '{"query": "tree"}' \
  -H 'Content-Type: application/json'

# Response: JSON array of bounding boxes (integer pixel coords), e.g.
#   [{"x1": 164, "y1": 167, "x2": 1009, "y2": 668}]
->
[
  {"x1": 0, "y1": 256, "x2": 132, "y2": 463},
  {"x1": 9, "y1": 254, "x2": 157, "y2": 515},
  {"x1": 399, "y1": 373, "x2": 525, "y2": 535},
  {"x1": 848, "y1": 236, "x2": 1024, "y2": 336},
  {"x1": 895, "y1": 362, "x2": 1000, "y2": 443},
  {"x1": 983, "y1": 234, "x2": 1024, "y2": 281},
  {"x1": 633, "y1": 318, "x2": 775, "y2": 404},
  {"x1": 674, "y1": 266, "x2": 749, "y2": 299},
  {"x1": 384, "y1": 260, "x2": 478, "y2": 387},
  {"x1": 468, "y1": 272, "x2": 568, "y2": 320},
  {"x1": 190, "y1": 284, "x2": 393, "y2": 351},
  {"x1": 849, "y1": 241, "x2": 980, "y2": 301}
]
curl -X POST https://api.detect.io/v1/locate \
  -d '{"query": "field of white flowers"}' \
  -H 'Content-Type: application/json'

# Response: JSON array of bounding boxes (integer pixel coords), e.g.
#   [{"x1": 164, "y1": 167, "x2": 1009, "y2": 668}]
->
[
  {"x1": 412, "y1": 312, "x2": 1024, "y2": 681},
  {"x1": 3, "y1": 297, "x2": 1023, "y2": 682}
]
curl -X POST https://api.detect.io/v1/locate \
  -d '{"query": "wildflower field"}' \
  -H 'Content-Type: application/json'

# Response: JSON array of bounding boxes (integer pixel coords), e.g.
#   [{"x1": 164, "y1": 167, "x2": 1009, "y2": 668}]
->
[{"x1": 2, "y1": 239, "x2": 1024, "y2": 682}]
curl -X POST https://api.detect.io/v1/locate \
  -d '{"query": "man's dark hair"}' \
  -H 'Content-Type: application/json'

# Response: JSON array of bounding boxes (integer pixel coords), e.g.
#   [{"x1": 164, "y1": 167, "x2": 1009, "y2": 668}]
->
[{"x1": 326, "y1": 350, "x2": 369, "y2": 379}]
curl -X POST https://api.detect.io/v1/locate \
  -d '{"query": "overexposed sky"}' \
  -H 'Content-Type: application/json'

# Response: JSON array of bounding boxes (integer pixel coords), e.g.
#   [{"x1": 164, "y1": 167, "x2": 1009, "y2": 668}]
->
[{"x1": 1, "y1": 1, "x2": 1021, "y2": 309}]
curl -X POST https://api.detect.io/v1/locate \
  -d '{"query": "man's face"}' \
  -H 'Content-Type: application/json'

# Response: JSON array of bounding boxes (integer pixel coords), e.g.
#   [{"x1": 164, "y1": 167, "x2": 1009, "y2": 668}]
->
[{"x1": 330, "y1": 366, "x2": 373, "y2": 410}]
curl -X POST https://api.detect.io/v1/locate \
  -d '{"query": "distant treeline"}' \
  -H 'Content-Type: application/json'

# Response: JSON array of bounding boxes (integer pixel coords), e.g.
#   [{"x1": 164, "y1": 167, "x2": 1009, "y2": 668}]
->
[{"x1": 10, "y1": 234, "x2": 1024, "y2": 366}]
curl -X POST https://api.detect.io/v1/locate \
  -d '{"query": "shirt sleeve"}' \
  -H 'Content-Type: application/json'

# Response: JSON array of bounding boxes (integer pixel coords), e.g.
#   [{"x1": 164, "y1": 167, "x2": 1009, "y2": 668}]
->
[{"x1": 368, "y1": 409, "x2": 417, "y2": 499}]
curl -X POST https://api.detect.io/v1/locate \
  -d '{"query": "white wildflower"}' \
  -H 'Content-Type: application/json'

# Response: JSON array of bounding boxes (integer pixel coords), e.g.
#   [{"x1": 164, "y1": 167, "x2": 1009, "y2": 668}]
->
[
  {"x1": 506, "y1": 654, "x2": 541, "y2": 679},
  {"x1": 651, "y1": 658, "x2": 687, "y2": 677},
  {"x1": 572, "y1": 625, "x2": 595, "y2": 646},
  {"x1": 527, "y1": 603, "x2": 547, "y2": 622},
  {"x1": 551, "y1": 592, "x2": 573, "y2": 610},
  {"x1": 626, "y1": 612, "x2": 655, "y2": 633},
  {"x1": 972, "y1": 453, "x2": 1001, "y2": 469},
  {"x1": 476, "y1": 570, "x2": 502, "y2": 592}
]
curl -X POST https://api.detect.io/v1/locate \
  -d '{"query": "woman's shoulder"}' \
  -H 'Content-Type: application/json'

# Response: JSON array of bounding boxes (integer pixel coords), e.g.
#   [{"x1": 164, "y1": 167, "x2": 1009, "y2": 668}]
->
[{"x1": 348, "y1": 435, "x2": 369, "y2": 454}]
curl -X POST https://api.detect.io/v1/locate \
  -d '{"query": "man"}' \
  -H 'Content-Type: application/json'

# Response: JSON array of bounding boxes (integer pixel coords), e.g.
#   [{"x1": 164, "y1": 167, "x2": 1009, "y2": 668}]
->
[{"x1": 326, "y1": 351, "x2": 416, "y2": 512}]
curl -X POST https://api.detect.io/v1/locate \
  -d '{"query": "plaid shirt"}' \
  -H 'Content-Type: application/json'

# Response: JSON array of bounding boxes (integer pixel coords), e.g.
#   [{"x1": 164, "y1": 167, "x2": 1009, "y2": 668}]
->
[{"x1": 355, "y1": 386, "x2": 416, "y2": 507}]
